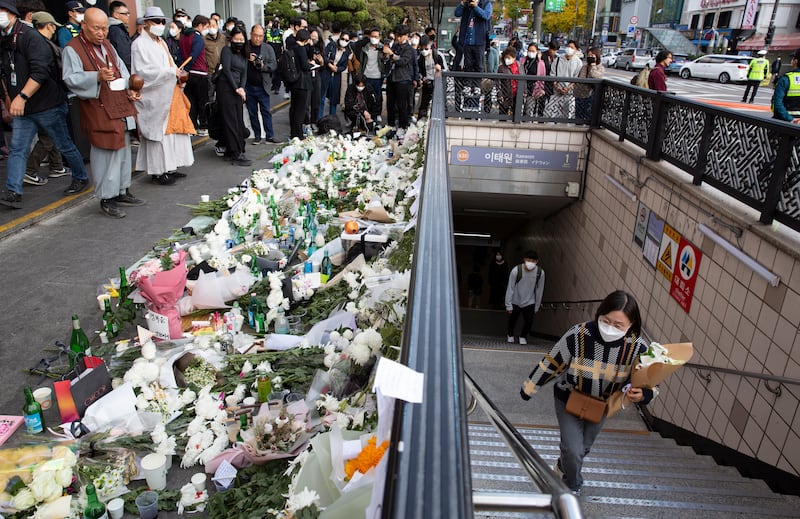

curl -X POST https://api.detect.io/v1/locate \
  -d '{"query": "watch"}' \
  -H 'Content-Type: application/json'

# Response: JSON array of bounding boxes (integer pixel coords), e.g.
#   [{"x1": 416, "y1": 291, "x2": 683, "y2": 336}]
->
[{"x1": 19, "y1": 92, "x2": 29, "y2": 101}]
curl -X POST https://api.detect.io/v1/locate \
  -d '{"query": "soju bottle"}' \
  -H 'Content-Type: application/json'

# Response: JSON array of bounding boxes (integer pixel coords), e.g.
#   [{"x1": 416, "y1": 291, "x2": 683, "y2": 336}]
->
[
  {"x1": 117, "y1": 267, "x2": 135, "y2": 323},
  {"x1": 236, "y1": 413, "x2": 248, "y2": 442},
  {"x1": 102, "y1": 299, "x2": 119, "y2": 338},
  {"x1": 23, "y1": 387, "x2": 44, "y2": 434},
  {"x1": 247, "y1": 293, "x2": 258, "y2": 328},
  {"x1": 257, "y1": 375, "x2": 272, "y2": 403},
  {"x1": 255, "y1": 301, "x2": 266, "y2": 334},
  {"x1": 320, "y1": 250, "x2": 332, "y2": 283},
  {"x1": 70, "y1": 315, "x2": 90, "y2": 367},
  {"x1": 83, "y1": 483, "x2": 107, "y2": 519}
]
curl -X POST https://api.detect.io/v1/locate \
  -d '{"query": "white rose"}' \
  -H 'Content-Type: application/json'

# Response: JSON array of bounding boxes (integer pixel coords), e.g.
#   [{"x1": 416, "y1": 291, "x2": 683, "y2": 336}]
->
[
  {"x1": 51, "y1": 446, "x2": 78, "y2": 468},
  {"x1": 11, "y1": 488, "x2": 35, "y2": 510},
  {"x1": 53, "y1": 467, "x2": 73, "y2": 488},
  {"x1": 141, "y1": 341, "x2": 157, "y2": 360},
  {"x1": 342, "y1": 329, "x2": 354, "y2": 340},
  {"x1": 182, "y1": 389, "x2": 197, "y2": 404},
  {"x1": 352, "y1": 410, "x2": 366, "y2": 428},
  {"x1": 29, "y1": 472, "x2": 62, "y2": 502}
]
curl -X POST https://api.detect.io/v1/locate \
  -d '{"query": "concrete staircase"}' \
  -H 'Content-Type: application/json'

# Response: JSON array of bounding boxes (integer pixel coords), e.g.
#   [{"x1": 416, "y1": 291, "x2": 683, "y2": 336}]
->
[{"x1": 468, "y1": 422, "x2": 800, "y2": 518}]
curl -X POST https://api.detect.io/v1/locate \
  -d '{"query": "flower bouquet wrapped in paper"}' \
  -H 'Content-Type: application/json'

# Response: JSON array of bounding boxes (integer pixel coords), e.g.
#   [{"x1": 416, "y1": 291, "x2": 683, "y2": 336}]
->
[
  {"x1": 607, "y1": 342, "x2": 693, "y2": 417},
  {"x1": 137, "y1": 249, "x2": 188, "y2": 339}
]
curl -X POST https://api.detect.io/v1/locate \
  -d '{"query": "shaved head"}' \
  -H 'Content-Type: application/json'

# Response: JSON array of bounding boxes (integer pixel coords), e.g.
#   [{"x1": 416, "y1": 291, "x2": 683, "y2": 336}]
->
[{"x1": 82, "y1": 7, "x2": 109, "y2": 44}]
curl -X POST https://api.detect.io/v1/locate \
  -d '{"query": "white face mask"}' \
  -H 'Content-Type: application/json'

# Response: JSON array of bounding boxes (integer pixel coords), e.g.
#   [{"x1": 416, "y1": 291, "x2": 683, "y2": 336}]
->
[
  {"x1": 598, "y1": 321, "x2": 627, "y2": 342},
  {"x1": 169, "y1": 27, "x2": 179, "y2": 38},
  {"x1": 524, "y1": 261, "x2": 536, "y2": 270},
  {"x1": 339, "y1": 39, "x2": 348, "y2": 47},
  {"x1": 209, "y1": 27, "x2": 218, "y2": 36},
  {"x1": 0, "y1": 12, "x2": 9, "y2": 30},
  {"x1": 85, "y1": 0, "x2": 97, "y2": 4},
  {"x1": 356, "y1": 85, "x2": 365, "y2": 91},
  {"x1": 150, "y1": 24, "x2": 165, "y2": 37},
  {"x1": 226, "y1": 24, "x2": 234, "y2": 32},
  {"x1": 331, "y1": 34, "x2": 339, "y2": 41},
  {"x1": 370, "y1": 37, "x2": 379, "y2": 46},
  {"x1": 411, "y1": 37, "x2": 419, "y2": 46},
  {"x1": 201, "y1": 28, "x2": 209, "y2": 36},
  {"x1": 528, "y1": 52, "x2": 536, "y2": 59},
  {"x1": 75, "y1": 13, "x2": 85, "y2": 23},
  {"x1": 504, "y1": 57, "x2": 514, "y2": 66},
  {"x1": 565, "y1": 47, "x2": 576, "y2": 57},
  {"x1": 495, "y1": 254, "x2": 502, "y2": 261},
  {"x1": 421, "y1": 49, "x2": 430, "y2": 56}
]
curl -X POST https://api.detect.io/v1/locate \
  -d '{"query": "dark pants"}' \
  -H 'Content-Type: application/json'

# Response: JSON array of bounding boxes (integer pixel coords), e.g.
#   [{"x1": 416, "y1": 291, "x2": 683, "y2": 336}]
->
[
  {"x1": 270, "y1": 44, "x2": 283, "y2": 91},
  {"x1": 365, "y1": 77, "x2": 383, "y2": 118},
  {"x1": 387, "y1": 80, "x2": 412, "y2": 129},
  {"x1": 507, "y1": 304, "x2": 535, "y2": 338},
  {"x1": 418, "y1": 80, "x2": 434, "y2": 118},
  {"x1": 290, "y1": 88, "x2": 310, "y2": 140},
  {"x1": 742, "y1": 79, "x2": 761, "y2": 102},
  {"x1": 309, "y1": 72, "x2": 322, "y2": 124},
  {"x1": 463, "y1": 44, "x2": 485, "y2": 72},
  {"x1": 185, "y1": 73, "x2": 209, "y2": 130},
  {"x1": 26, "y1": 132, "x2": 63, "y2": 173},
  {"x1": 217, "y1": 82, "x2": 245, "y2": 157},
  {"x1": 576, "y1": 95, "x2": 593, "y2": 121},
  {"x1": 245, "y1": 85, "x2": 274, "y2": 140}
]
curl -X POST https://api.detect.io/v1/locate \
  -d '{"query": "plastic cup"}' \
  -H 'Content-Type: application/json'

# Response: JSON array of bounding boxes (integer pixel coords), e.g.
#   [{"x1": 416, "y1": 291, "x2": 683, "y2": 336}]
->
[
  {"x1": 200, "y1": 195, "x2": 210, "y2": 203},
  {"x1": 33, "y1": 387, "x2": 52, "y2": 410},
  {"x1": 97, "y1": 293, "x2": 111, "y2": 311},
  {"x1": 242, "y1": 396, "x2": 256, "y2": 406},
  {"x1": 107, "y1": 497, "x2": 125, "y2": 519},
  {"x1": 191, "y1": 473, "x2": 207, "y2": 492},
  {"x1": 135, "y1": 490, "x2": 159, "y2": 519},
  {"x1": 140, "y1": 453, "x2": 167, "y2": 491}
]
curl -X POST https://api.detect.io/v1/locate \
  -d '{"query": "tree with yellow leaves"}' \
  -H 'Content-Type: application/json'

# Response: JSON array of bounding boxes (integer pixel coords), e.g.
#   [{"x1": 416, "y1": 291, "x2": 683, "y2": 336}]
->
[{"x1": 541, "y1": 0, "x2": 593, "y2": 37}]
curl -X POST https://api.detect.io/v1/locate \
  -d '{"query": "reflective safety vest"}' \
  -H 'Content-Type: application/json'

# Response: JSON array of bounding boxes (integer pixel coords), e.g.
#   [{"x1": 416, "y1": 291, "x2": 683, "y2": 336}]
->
[
  {"x1": 748, "y1": 57, "x2": 770, "y2": 81},
  {"x1": 772, "y1": 71, "x2": 800, "y2": 116},
  {"x1": 266, "y1": 29, "x2": 282, "y2": 44}
]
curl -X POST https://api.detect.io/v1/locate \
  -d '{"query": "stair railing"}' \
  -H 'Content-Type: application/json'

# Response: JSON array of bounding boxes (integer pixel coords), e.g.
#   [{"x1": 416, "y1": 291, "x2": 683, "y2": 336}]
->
[{"x1": 465, "y1": 371, "x2": 584, "y2": 519}]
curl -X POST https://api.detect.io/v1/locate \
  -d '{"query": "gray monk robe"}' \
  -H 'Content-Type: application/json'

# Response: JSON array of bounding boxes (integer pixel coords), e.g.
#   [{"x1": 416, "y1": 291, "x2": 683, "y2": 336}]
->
[{"x1": 63, "y1": 37, "x2": 136, "y2": 200}]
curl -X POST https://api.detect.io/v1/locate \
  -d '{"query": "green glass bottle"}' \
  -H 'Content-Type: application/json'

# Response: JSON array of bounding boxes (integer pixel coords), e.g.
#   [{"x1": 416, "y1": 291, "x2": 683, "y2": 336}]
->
[
  {"x1": 69, "y1": 315, "x2": 90, "y2": 367},
  {"x1": 117, "y1": 267, "x2": 135, "y2": 323},
  {"x1": 236, "y1": 413, "x2": 248, "y2": 442},
  {"x1": 257, "y1": 375, "x2": 272, "y2": 403},
  {"x1": 102, "y1": 299, "x2": 119, "y2": 338},
  {"x1": 83, "y1": 483, "x2": 107, "y2": 519},
  {"x1": 23, "y1": 387, "x2": 44, "y2": 434},
  {"x1": 320, "y1": 250, "x2": 332, "y2": 283},
  {"x1": 255, "y1": 301, "x2": 266, "y2": 334}
]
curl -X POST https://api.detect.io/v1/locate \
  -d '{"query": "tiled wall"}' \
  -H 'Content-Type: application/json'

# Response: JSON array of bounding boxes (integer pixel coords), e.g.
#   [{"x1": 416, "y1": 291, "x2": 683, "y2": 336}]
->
[
  {"x1": 446, "y1": 120, "x2": 588, "y2": 152},
  {"x1": 505, "y1": 128, "x2": 800, "y2": 478}
]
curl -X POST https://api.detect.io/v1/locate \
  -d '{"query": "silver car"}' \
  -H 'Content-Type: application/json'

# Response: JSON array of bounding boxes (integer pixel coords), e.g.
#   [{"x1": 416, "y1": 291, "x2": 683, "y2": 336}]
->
[{"x1": 678, "y1": 54, "x2": 753, "y2": 84}]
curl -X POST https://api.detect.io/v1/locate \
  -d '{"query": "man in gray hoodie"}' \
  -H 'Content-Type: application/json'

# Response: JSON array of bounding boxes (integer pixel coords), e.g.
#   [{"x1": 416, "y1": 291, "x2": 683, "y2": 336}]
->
[{"x1": 505, "y1": 250, "x2": 545, "y2": 344}]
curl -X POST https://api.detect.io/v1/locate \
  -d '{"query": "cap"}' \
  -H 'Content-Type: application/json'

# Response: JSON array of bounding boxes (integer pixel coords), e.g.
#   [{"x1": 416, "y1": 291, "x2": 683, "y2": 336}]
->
[
  {"x1": 143, "y1": 6, "x2": 166, "y2": 21},
  {"x1": 757, "y1": 49, "x2": 767, "y2": 56},
  {"x1": 66, "y1": 1, "x2": 86, "y2": 12},
  {"x1": 32, "y1": 11, "x2": 62, "y2": 27},
  {"x1": 0, "y1": 0, "x2": 19, "y2": 16}
]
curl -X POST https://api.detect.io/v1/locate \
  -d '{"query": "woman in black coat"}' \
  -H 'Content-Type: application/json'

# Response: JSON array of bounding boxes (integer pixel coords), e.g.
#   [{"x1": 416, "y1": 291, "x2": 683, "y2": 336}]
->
[
  {"x1": 288, "y1": 29, "x2": 313, "y2": 140},
  {"x1": 217, "y1": 27, "x2": 251, "y2": 166},
  {"x1": 344, "y1": 74, "x2": 380, "y2": 133},
  {"x1": 307, "y1": 27, "x2": 326, "y2": 127}
]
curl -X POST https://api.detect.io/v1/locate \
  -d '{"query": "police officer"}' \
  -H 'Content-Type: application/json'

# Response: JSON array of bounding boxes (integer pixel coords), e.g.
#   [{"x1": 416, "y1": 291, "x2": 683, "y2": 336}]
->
[
  {"x1": 771, "y1": 48, "x2": 800, "y2": 124},
  {"x1": 742, "y1": 49, "x2": 770, "y2": 104}
]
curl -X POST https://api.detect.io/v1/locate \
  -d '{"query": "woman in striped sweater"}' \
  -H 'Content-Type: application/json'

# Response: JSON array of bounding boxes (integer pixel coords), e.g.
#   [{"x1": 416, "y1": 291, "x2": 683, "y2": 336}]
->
[{"x1": 520, "y1": 290, "x2": 656, "y2": 496}]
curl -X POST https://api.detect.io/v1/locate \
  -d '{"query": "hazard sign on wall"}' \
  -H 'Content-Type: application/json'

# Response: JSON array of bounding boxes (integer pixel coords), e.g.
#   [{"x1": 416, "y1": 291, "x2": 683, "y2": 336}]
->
[
  {"x1": 656, "y1": 224, "x2": 680, "y2": 282},
  {"x1": 669, "y1": 238, "x2": 702, "y2": 313}
]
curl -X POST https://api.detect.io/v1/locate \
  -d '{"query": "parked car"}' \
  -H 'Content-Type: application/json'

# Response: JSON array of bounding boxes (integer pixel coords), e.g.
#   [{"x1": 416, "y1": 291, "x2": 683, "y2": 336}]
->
[
  {"x1": 679, "y1": 54, "x2": 752, "y2": 83},
  {"x1": 601, "y1": 50, "x2": 621, "y2": 67},
  {"x1": 614, "y1": 48, "x2": 654, "y2": 70},
  {"x1": 666, "y1": 53, "x2": 689, "y2": 74}
]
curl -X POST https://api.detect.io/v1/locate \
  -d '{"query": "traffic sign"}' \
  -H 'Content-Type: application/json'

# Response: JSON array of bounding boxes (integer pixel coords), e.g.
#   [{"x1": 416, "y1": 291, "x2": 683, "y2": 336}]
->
[
  {"x1": 627, "y1": 25, "x2": 635, "y2": 36},
  {"x1": 629, "y1": 15, "x2": 639, "y2": 25}
]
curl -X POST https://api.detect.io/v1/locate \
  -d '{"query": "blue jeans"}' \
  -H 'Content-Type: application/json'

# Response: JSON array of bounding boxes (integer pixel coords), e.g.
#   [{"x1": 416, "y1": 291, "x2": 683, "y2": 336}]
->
[
  {"x1": 244, "y1": 85, "x2": 273, "y2": 140},
  {"x1": 554, "y1": 393, "x2": 606, "y2": 491},
  {"x1": 6, "y1": 102, "x2": 88, "y2": 194}
]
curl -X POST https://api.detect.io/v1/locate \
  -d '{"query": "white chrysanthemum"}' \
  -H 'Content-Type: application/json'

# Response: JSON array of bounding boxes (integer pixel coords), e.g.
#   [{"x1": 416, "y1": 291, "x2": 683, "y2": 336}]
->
[
  {"x1": 140, "y1": 340, "x2": 157, "y2": 360},
  {"x1": 346, "y1": 341, "x2": 372, "y2": 366},
  {"x1": 284, "y1": 487, "x2": 320, "y2": 514}
]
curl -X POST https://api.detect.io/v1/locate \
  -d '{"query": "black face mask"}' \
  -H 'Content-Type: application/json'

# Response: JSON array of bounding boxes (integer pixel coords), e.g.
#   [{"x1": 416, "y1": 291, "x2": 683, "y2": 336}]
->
[{"x1": 231, "y1": 42, "x2": 244, "y2": 53}]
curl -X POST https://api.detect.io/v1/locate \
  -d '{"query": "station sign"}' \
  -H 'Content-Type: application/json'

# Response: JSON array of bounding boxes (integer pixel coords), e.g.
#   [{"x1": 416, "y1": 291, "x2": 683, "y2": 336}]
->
[{"x1": 449, "y1": 146, "x2": 579, "y2": 171}]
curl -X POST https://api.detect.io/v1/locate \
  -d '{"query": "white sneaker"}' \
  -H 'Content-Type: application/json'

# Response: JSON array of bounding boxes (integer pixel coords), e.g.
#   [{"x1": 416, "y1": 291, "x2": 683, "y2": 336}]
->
[
  {"x1": 507, "y1": 336, "x2": 514, "y2": 343},
  {"x1": 519, "y1": 337, "x2": 527, "y2": 345},
  {"x1": 283, "y1": 93, "x2": 291, "y2": 99}
]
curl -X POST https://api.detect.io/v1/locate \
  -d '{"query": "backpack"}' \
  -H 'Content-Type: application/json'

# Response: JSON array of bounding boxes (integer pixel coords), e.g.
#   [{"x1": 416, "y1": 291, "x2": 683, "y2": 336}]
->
[
  {"x1": 279, "y1": 49, "x2": 301, "y2": 84},
  {"x1": 514, "y1": 264, "x2": 543, "y2": 300}
]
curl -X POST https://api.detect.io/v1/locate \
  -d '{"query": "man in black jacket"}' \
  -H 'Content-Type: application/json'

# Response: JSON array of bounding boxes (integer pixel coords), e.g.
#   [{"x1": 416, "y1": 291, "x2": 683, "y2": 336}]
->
[
  {"x1": 344, "y1": 73, "x2": 379, "y2": 133},
  {"x1": 107, "y1": 0, "x2": 132, "y2": 72},
  {"x1": 0, "y1": 0, "x2": 90, "y2": 209},
  {"x1": 383, "y1": 24, "x2": 414, "y2": 130}
]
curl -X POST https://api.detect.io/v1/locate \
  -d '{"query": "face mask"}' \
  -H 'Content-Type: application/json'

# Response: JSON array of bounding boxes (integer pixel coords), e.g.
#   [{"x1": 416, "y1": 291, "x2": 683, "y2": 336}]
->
[
  {"x1": 565, "y1": 47, "x2": 575, "y2": 57},
  {"x1": 504, "y1": 58, "x2": 514, "y2": 66},
  {"x1": 528, "y1": 52, "x2": 536, "y2": 59},
  {"x1": 495, "y1": 254, "x2": 502, "y2": 261},
  {"x1": 421, "y1": 49, "x2": 430, "y2": 56},
  {"x1": 411, "y1": 37, "x2": 419, "y2": 46},
  {"x1": 331, "y1": 34, "x2": 339, "y2": 41},
  {"x1": 150, "y1": 24, "x2": 165, "y2": 37},
  {"x1": 356, "y1": 86, "x2": 365, "y2": 91},
  {"x1": 339, "y1": 39, "x2": 348, "y2": 47},
  {"x1": 86, "y1": 0, "x2": 97, "y2": 4},
  {"x1": 0, "y1": 12, "x2": 9, "y2": 30},
  {"x1": 226, "y1": 24, "x2": 234, "y2": 32},
  {"x1": 181, "y1": 17, "x2": 190, "y2": 26},
  {"x1": 524, "y1": 260, "x2": 536, "y2": 270},
  {"x1": 169, "y1": 27, "x2": 179, "y2": 38},
  {"x1": 75, "y1": 13, "x2": 85, "y2": 23},
  {"x1": 201, "y1": 28, "x2": 209, "y2": 36},
  {"x1": 370, "y1": 37, "x2": 379, "y2": 45},
  {"x1": 598, "y1": 321, "x2": 627, "y2": 342},
  {"x1": 231, "y1": 42, "x2": 244, "y2": 52},
  {"x1": 209, "y1": 27, "x2": 218, "y2": 36}
]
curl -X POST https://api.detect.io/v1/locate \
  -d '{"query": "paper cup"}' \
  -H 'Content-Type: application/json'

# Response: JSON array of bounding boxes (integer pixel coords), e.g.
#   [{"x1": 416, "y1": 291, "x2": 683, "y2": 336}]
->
[
  {"x1": 33, "y1": 387, "x2": 52, "y2": 410},
  {"x1": 242, "y1": 396, "x2": 256, "y2": 406},
  {"x1": 97, "y1": 293, "x2": 111, "y2": 311},
  {"x1": 107, "y1": 498, "x2": 124, "y2": 519},
  {"x1": 191, "y1": 473, "x2": 207, "y2": 492},
  {"x1": 200, "y1": 195, "x2": 210, "y2": 203},
  {"x1": 135, "y1": 490, "x2": 159, "y2": 519},
  {"x1": 140, "y1": 453, "x2": 167, "y2": 491}
]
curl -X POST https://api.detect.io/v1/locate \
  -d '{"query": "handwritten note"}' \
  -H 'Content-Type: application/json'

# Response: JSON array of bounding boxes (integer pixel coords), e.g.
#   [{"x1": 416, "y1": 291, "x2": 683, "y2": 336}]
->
[{"x1": 372, "y1": 358, "x2": 424, "y2": 403}]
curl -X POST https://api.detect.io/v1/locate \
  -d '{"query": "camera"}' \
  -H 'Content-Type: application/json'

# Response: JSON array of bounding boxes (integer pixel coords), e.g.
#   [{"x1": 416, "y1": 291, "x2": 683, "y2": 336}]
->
[{"x1": 374, "y1": 43, "x2": 384, "y2": 51}]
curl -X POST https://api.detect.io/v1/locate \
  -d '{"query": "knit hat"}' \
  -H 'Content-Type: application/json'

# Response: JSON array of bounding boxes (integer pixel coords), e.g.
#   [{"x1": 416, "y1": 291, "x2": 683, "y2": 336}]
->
[{"x1": 0, "y1": 0, "x2": 18, "y2": 16}]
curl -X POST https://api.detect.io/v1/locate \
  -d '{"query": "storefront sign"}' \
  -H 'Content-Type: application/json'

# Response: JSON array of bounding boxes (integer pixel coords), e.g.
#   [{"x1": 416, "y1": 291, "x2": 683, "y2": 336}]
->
[
  {"x1": 449, "y1": 146, "x2": 579, "y2": 170},
  {"x1": 642, "y1": 211, "x2": 664, "y2": 268},
  {"x1": 657, "y1": 224, "x2": 681, "y2": 282},
  {"x1": 742, "y1": 0, "x2": 758, "y2": 29},
  {"x1": 670, "y1": 238, "x2": 702, "y2": 313}
]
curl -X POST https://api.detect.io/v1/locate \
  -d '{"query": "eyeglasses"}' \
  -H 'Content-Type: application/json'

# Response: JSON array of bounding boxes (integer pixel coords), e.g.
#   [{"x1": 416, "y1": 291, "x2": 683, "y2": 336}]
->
[
  {"x1": 149, "y1": 19, "x2": 166, "y2": 25},
  {"x1": 598, "y1": 315, "x2": 631, "y2": 331},
  {"x1": 117, "y1": 11, "x2": 130, "y2": 15},
  {"x1": 341, "y1": 39, "x2": 349, "y2": 43}
]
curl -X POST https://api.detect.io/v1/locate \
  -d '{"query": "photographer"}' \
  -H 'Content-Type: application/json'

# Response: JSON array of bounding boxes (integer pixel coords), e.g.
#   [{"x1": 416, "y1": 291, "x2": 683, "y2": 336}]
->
[
  {"x1": 344, "y1": 74, "x2": 380, "y2": 133},
  {"x1": 244, "y1": 24, "x2": 278, "y2": 144},
  {"x1": 382, "y1": 24, "x2": 415, "y2": 131},
  {"x1": 359, "y1": 27, "x2": 386, "y2": 122},
  {"x1": 454, "y1": 0, "x2": 492, "y2": 73}
]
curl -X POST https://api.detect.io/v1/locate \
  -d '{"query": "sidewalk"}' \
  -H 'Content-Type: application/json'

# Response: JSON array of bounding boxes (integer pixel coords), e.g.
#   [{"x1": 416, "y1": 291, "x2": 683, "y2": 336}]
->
[{"x1": 0, "y1": 94, "x2": 290, "y2": 240}]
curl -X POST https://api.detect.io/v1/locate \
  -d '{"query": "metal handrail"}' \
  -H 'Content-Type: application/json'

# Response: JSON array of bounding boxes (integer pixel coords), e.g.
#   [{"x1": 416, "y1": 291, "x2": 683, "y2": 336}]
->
[
  {"x1": 465, "y1": 371, "x2": 583, "y2": 518},
  {"x1": 683, "y1": 362, "x2": 800, "y2": 387}
]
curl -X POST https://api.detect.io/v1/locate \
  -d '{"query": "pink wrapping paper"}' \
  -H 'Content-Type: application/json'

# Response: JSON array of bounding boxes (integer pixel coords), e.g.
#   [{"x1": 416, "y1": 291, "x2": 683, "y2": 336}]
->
[{"x1": 137, "y1": 250, "x2": 188, "y2": 339}]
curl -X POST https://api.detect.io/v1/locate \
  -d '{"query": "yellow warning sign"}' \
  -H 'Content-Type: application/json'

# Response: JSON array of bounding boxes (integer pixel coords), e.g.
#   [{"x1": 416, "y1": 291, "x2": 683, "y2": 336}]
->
[{"x1": 657, "y1": 224, "x2": 681, "y2": 283}]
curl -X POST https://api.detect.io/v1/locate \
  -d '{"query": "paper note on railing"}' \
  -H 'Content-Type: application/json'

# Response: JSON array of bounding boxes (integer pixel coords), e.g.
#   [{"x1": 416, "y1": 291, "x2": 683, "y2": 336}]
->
[{"x1": 372, "y1": 357, "x2": 424, "y2": 403}]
